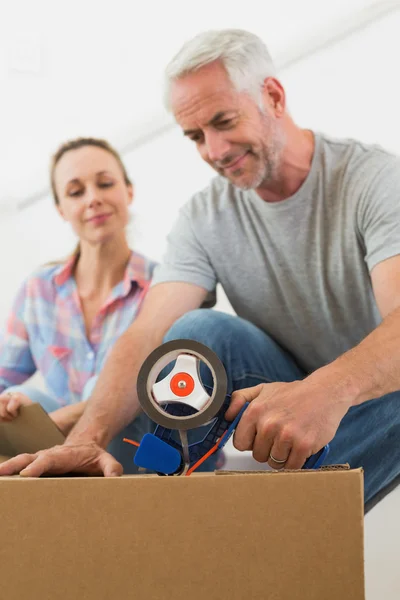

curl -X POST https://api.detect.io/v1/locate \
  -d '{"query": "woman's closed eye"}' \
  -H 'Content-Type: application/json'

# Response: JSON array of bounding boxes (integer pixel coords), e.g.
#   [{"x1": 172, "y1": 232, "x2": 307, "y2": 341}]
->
[
  {"x1": 98, "y1": 181, "x2": 114, "y2": 188},
  {"x1": 68, "y1": 181, "x2": 114, "y2": 197},
  {"x1": 68, "y1": 188, "x2": 83, "y2": 197}
]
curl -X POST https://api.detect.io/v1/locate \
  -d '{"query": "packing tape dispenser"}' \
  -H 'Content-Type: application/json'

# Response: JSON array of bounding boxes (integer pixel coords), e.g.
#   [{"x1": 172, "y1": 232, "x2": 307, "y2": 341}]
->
[{"x1": 124, "y1": 339, "x2": 329, "y2": 476}]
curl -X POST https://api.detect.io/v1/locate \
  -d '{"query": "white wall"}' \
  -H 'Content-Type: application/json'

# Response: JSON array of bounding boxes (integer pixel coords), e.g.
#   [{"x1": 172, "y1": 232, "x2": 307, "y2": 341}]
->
[
  {"x1": 1, "y1": 8, "x2": 399, "y2": 323},
  {"x1": 0, "y1": 0, "x2": 381, "y2": 203}
]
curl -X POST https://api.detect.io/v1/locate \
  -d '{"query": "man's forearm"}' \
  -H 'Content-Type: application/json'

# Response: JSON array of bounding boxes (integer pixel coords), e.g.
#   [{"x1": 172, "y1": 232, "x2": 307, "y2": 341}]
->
[
  {"x1": 67, "y1": 324, "x2": 162, "y2": 447},
  {"x1": 50, "y1": 402, "x2": 86, "y2": 436},
  {"x1": 308, "y1": 306, "x2": 400, "y2": 405}
]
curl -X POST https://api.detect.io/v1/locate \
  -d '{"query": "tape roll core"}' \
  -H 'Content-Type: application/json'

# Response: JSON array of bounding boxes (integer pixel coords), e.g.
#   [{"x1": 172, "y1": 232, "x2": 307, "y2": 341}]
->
[{"x1": 136, "y1": 339, "x2": 227, "y2": 430}]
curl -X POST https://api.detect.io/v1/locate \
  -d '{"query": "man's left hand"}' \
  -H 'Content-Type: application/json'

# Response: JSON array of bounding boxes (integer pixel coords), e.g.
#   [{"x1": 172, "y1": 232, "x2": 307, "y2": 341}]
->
[{"x1": 225, "y1": 379, "x2": 351, "y2": 469}]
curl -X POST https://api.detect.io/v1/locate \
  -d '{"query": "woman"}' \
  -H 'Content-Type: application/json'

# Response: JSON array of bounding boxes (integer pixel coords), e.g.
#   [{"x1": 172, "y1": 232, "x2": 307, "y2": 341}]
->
[{"x1": 0, "y1": 137, "x2": 157, "y2": 472}]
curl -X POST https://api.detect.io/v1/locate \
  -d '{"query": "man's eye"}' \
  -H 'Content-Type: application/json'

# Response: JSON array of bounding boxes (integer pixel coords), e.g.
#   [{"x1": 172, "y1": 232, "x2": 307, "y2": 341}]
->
[{"x1": 218, "y1": 119, "x2": 232, "y2": 127}]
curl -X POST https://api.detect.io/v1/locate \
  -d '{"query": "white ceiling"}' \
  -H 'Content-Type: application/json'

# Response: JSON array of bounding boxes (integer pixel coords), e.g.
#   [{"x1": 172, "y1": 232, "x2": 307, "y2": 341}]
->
[{"x1": 0, "y1": 0, "x2": 397, "y2": 207}]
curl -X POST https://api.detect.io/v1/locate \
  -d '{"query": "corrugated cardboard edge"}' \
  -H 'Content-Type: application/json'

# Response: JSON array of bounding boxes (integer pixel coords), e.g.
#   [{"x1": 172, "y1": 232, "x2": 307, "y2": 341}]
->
[
  {"x1": 0, "y1": 465, "x2": 362, "y2": 481},
  {"x1": 216, "y1": 463, "x2": 353, "y2": 475}
]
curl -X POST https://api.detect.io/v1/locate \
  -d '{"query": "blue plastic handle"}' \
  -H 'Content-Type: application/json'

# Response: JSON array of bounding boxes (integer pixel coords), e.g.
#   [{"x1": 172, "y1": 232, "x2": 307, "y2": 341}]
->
[
  {"x1": 303, "y1": 444, "x2": 330, "y2": 469},
  {"x1": 218, "y1": 402, "x2": 250, "y2": 449}
]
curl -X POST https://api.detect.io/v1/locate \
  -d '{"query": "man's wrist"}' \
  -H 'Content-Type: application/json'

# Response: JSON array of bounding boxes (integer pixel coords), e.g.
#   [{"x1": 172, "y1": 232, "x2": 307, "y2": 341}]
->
[
  {"x1": 305, "y1": 363, "x2": 362, "y2": 408},
  {"x1": 66, "y1": 417, "x2": 109, "y2": 447}
]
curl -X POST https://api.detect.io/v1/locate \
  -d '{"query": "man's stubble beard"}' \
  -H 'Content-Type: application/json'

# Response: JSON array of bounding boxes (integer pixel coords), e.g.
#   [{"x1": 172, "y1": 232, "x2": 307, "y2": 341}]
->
[{"x1": 228, "y1": 116, "x2": 285, "y2": 191}]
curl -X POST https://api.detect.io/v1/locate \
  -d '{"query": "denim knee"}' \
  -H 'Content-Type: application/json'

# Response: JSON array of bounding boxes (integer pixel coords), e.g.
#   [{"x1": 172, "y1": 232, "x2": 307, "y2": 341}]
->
[{"x1": 164, "y1": 309, "x2": 234, "y2": 345}]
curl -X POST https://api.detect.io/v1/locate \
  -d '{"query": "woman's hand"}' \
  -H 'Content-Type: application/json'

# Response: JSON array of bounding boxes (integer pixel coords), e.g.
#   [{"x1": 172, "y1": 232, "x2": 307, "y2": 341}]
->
[{"x1": 0, "y1": 391, "x2": 33, "y2": 422}]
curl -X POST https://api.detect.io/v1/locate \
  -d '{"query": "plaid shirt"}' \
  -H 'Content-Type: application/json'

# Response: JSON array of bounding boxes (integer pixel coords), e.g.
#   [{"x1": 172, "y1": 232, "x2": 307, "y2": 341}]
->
[{"x1": 0, "y1": 251, "x2": 157, "y2": 406}]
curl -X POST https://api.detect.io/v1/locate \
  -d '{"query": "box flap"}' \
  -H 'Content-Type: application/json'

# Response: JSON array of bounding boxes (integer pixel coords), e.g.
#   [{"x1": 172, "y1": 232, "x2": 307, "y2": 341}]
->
[{"x1": 0, "y1": 403, "x2": 65, "y2": 456}]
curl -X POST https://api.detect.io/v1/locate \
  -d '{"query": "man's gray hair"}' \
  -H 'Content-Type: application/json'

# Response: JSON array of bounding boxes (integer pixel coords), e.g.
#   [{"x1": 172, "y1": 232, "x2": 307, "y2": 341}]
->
[{"x1": 164, "y1": 29, "x2": 276, "y2": 110}]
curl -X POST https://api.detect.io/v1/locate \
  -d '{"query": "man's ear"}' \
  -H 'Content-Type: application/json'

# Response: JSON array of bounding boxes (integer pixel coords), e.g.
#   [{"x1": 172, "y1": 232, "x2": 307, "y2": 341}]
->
[{"x1": 262, "y1": 77, "x2": 286, "y2": 117}]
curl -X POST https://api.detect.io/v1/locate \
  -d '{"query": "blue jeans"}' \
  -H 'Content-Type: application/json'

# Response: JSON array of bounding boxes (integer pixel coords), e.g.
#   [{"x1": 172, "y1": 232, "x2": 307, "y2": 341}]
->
[
  {"x1": 164, "y1": 309, "x2": 400, "y2": 507},
  {"x1": 7, "y1": 376, "x2": 153, "y2": 475}
]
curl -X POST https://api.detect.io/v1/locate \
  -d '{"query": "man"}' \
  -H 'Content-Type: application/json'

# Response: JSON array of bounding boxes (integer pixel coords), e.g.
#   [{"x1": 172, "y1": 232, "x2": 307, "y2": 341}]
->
[{"x1": 1, "y1": 29, "x2": 399, "y2": 508}]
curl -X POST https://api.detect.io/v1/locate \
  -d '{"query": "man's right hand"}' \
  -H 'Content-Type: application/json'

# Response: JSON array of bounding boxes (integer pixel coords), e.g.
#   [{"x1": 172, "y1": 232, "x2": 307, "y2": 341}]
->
[{"x1": 0, "y1": 442, "x2": 123, "y2": 477}]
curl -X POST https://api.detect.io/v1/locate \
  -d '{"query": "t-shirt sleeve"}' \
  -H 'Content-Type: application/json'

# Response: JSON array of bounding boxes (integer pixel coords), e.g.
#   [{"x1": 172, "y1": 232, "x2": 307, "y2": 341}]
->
[
  {"x1": 357, "y1": 155, "x2": 400, "y2": 272},
  {"x1": 150, "y1": 207, "x2": 217, "y2": 307}
]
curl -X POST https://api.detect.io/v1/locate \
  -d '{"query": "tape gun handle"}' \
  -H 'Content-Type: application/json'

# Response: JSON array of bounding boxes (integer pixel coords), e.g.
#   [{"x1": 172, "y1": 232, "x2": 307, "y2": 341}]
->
[
  {"x1": 303, "y1": 444, "x2": 330, "y2": 469},
  {"x1": 218, "y1": 401, "x2": 250, "y2": 450}
]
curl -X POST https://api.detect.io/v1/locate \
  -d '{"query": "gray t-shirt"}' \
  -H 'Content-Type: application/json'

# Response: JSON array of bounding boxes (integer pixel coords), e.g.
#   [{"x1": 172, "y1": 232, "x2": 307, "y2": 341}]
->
[{"x1": 152, "y1": 132, "x2": 400, "y2": 373}]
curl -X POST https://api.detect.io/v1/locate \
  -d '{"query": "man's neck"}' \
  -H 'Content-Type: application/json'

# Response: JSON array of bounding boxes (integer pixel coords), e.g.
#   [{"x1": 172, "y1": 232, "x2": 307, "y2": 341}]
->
[{"x1": 255, "y1": 127, "x2": 315, "y2": 203}]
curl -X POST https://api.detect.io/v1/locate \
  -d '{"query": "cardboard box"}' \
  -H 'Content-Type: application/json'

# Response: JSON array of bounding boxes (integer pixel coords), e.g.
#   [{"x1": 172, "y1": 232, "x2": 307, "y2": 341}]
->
[
  {"x1": 0, "y1": 403, "x2": 65, "y2": 458},
  {"x1": 0, "y1": 467, "x2": 364, "y2": 599}
]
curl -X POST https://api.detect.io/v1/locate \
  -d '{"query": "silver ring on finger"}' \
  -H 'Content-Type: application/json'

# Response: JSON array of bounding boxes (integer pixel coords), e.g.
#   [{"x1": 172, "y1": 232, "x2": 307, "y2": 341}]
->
[{"x1": 269, "y1": 452, "x2": 288, "y2": 465}]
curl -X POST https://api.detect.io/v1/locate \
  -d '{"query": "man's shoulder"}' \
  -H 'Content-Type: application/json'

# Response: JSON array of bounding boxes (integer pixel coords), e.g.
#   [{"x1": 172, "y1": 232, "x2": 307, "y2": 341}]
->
[{"x1": 318, "y1": 131, "x2": 399, "y2": 174}]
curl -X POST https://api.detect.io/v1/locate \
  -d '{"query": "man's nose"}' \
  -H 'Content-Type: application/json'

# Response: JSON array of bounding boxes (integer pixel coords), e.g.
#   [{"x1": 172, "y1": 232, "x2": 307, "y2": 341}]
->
[{"x1": 205, "y1": 131, "x2": 231, "y2": 164}]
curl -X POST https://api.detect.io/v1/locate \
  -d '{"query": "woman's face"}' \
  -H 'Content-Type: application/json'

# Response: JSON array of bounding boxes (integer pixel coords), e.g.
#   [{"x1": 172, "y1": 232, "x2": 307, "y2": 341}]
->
[{"x1": 54, "y1": 146, "x2": 133, "y2": 245}]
